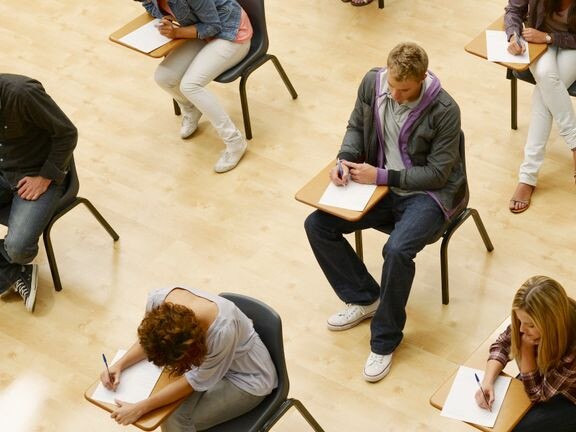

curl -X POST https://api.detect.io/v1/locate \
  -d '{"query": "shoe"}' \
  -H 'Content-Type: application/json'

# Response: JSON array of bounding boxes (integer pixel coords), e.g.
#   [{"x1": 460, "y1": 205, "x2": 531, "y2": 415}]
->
[
  {"x1": 214, "y1": 141, "x2": 247, "y2": 173},
  {"x1": 14, "y1": 264, "x2": 38, "y2": 313},
  {"x1": 327, "y1": 300, "x2": 379, "y2": 331},
  {"x1": 509, "y1": 183, "x2": 534, "y2": 214},
  {"x1": 363, "y1": 351, "x2": 393, "y2": 382},
  {"x1": 180, "y1": 109, "x2": 202, "y2": 139},
  {"x1": 351, "y1": 0, "x2": 374, "y2": 5}
]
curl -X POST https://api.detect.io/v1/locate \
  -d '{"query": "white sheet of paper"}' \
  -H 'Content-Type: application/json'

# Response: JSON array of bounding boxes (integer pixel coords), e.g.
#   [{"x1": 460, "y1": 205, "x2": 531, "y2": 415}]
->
[
  {"x1": 441, "y1": 366, "x2": 512, "y2": 428},
  {"x1": 118, "y1": 19, "x2": 172, "y2": 53},
  {"x1": 318, "y1": 181, "x2": 377, "y2": 212},
  {"x1": 91, "y1": 350, "x2": 163, "y2": 404},
  {"x1": 485, "y1": 30, "x2": 529, "y2": 63}
]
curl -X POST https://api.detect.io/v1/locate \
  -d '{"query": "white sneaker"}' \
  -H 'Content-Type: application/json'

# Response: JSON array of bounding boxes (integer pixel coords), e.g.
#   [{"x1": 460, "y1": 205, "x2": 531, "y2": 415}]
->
[
  {"x1": 363, "y1": 351, "x2": 393, "y2": 383},
  {"x1": 180, "y1": 109, "x2": 202, "y2": 139},
  {"x1": 326, "y1": 299, "x2": 379, "y2": 331},
  {"x1": 213, "y1": 141, "x2": 247, "y2": 173}
]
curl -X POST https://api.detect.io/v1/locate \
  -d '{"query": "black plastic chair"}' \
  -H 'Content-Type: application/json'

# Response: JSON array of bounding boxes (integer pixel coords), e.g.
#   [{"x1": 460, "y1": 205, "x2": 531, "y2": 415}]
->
[
  {"x1": 43, "y1": 158, "x2": 119, "y2": 291},
  {"x1": 353, "y1": 131, "x2": 494, "y2": 305},
  {"x1": 204, "y1": 292, "x2": 325, "y2": 432},
  {"x1": 175, "y1": 0, "x2": 298, "y2": 140},
  {"x1": 506, "y1": 68, "x2": 576, "y2": 130}
]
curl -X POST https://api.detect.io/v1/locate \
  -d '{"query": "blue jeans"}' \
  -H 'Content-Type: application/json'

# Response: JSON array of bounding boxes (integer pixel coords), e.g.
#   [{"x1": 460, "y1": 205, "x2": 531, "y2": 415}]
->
[
  {"x1": 513, "y1": 394, "x2": 576, "y2": 432},
  {"x1": 304, "y1": 192, "x2": 445, "y2": 355},
  {"x1": 0, "y1": 174, "x2": 65, "y2": 291}
]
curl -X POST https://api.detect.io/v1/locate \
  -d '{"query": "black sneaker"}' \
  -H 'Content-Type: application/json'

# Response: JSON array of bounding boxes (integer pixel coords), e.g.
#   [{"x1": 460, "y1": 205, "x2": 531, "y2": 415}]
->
[{"x1": 14, "y1": 264, "x2": 38, "y2": 312}]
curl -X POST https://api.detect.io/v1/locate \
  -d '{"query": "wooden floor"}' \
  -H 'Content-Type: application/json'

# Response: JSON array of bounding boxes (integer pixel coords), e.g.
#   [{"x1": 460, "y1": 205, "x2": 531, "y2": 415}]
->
[{"x1": 1, "y1": 0, "x2": 575, "y2": 431}]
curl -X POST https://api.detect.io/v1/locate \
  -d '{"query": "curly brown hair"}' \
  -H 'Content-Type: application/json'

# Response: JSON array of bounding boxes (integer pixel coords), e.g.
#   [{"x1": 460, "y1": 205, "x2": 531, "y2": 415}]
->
[{"x1": 138, "y1": 302, "x2": 208, "y2": 376}]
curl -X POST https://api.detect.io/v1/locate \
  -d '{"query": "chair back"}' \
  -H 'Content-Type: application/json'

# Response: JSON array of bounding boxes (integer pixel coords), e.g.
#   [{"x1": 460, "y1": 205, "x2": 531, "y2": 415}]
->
[
  {"x1": 204, "y1": 292, "x2": 289, "y2": 432},
  {"x1": 215, "y1": 0, "x2": 269, "y2": 83}
]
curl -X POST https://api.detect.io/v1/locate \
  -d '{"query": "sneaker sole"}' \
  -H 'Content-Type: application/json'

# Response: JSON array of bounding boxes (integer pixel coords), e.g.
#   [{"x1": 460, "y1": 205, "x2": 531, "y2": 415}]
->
[
  {"x1": 25, "y1": 265, "x2": 38, "y2": 313},
  {"x1": 326, "y1": 310, "x2": 376, "y2": 331},
  {"x1": 363, "y1": 362, "x2": 392, "y2": 383}
]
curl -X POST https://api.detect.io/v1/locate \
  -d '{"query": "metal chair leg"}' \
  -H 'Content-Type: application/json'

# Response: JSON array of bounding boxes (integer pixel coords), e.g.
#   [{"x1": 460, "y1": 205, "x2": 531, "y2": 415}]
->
[
  {"x1": 238, "y1": 75, "x2": 253, "y2": 140},
  {"x1": 269, "y1": 55, "x2": 298, "y2": 100},
  {"x1": 173, "y1": 99, "x2": 181, "y2": 116},
  {"x1": 378, "y1": 0, "x2": 384, "y2": 8},
  {"x1": 263, "y1": 399, "x2": 325, "y2": 432},
  {"x1": 354, "y1": 230, "x2": 364, "y2": 261},
  {"x1": 509, "y1": 72, "x2": 518, "y2": 130}
]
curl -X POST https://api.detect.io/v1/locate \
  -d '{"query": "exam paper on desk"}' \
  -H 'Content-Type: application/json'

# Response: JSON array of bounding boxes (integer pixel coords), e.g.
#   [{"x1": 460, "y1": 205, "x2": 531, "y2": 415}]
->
[
  {"x1": 318, "y1": 181, "x2": 377, "y2": 212},
  {"x1": 119, "y1": 19, "x2": 172, "y2": 54},
  {"x1": 441, "y1": 365, "x2": 512, "y2": 428},
  {"x1": 91, "y1": 349, "x2": 163, "y2": 404},
  {"x1": 485, "y1": 30, "x2": 529, "y2": 63}
]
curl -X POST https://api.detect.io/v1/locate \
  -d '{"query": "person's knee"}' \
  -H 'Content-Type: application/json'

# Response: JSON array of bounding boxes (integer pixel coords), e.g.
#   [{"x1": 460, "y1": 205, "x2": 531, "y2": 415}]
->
[
  {"x1": 3, "y1": 238, "x2": 37, "y2": 264},
  {"x1": 154, "y1": 66, "x2": 180, "y2": 89},
  {"x1": 179, "y1": 79, "x2": 203, "y2": 97}
]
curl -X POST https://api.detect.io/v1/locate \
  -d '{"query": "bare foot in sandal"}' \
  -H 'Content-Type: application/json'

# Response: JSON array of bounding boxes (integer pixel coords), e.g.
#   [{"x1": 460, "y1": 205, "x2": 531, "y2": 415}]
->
[
  {"x1": 351, "y1": 0, "x2": 374, "y2": 5},
  {"x1": 509, "y1": 183, "x2": 535, "y2": 214}
]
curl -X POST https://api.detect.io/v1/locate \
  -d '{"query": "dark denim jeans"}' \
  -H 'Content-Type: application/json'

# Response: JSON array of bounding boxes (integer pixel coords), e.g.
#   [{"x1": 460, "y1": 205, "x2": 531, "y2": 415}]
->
[
  {"x1": 513, "y1": 394, "x2": 576, "y2": 432},
  {"x1": 304, "y1": 192, "x2": 445, "y2": 355},
  {"x1": 0, "y1": 174, "x2": 65, "y2": 291}
]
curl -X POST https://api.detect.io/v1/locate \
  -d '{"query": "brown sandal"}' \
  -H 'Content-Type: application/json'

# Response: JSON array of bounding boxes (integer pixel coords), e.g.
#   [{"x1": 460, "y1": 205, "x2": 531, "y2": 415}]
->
[
  {"x1": 351, "y1": 0, "x2": 374, "y2": 5},
  {"x1": 509, "y1": 183, "x2": 534, "y2": 214}
]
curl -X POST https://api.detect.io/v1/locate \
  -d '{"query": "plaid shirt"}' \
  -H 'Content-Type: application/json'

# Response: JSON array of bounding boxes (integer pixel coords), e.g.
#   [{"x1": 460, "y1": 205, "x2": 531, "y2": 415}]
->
[{"x1": 489, "y1": 326, "x2": 576, "y2": 404}]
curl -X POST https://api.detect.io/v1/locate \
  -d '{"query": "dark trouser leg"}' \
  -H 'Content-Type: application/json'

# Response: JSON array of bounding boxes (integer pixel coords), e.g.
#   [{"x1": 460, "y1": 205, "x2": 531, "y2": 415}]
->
[
  {"x1": 0, "y1": 180, "x2": 64, "y2": 291},
  {"x1": 513, "y1": 395, "x2": 576, "y2": 432},
  {"x1": 370, "y1": 194, "x2": 445, "y2": 355},
  {"x1": 304, "y1": 196, "x2": 395, "y2": 305}
]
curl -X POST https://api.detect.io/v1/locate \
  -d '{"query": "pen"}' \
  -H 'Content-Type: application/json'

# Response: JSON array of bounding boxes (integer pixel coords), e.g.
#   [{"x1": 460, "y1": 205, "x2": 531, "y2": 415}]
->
[
  {"x1": 337, "y1": 158, "x2": 343, "y2": 179},
  {"x1": 474, "y1": 373, "x2": 492, "y2": 412},
  {"x1": 156, "y1": 18, "x2": 181, "y2": 28},
  {"x1": 102, "y1": 353, "x2": 112, "y2": 382}
]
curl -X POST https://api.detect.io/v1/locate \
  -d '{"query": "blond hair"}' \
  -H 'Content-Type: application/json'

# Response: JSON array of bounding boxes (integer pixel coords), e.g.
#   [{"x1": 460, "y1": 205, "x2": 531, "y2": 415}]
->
[
  {"x1": 510, "y1": 276, "x2": 576, "y2": 373},
  {"x1": 387, "y1": 42, "x2": 428, "y2": 81}
]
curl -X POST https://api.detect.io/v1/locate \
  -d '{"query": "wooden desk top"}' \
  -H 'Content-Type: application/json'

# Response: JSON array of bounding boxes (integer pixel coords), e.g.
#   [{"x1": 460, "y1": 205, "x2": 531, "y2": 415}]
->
[
  {"x1": 294, "y1": 162, "x2": 388, "y2": 221},
  {"x1": 109, "y1": 13, "x2": 186, "y2": 58},
  {"x1": 464, "y1": 16, "x2": 547, "y2": 72},
  {"x1": 429, "y1": 318, "x2": 532, "y2": 432},
  {"x1": 84, "y1": 369, "x2": 183, "y2": 431}
]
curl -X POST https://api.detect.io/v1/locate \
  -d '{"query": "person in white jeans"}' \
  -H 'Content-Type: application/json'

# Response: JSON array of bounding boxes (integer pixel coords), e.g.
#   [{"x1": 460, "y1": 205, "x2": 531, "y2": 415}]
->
[
  {"x1": 138, "y1": 0, "x2": 253, "y2": 173},
  {"x1": 155, "y1": 38, "x2": 250, "y2": 173},
  {"x1": 506, "y1": 0, "x2": 576, "y2": 213}
]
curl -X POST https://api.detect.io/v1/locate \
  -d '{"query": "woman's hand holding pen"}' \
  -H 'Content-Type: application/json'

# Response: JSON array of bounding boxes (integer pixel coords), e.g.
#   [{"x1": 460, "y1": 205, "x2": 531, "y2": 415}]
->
[
  {"x1": 157, "y1": 16, "x2": 180, "y2": 38},
  {"x1": 100, "y1": 364, "x2": 122, "y2": 391},
  {"x1": 474, "y1": 381, "x2": 495, "y2": 410}
]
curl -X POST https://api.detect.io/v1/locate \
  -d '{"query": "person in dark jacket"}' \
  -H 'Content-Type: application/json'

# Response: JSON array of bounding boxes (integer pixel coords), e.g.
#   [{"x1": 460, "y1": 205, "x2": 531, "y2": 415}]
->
[
  {"x1": 304, "y1": 42, "x2": 464, "y2": 383},
  {"x1": 0, "y1": 74, "x2": 77, "y2": 312}
]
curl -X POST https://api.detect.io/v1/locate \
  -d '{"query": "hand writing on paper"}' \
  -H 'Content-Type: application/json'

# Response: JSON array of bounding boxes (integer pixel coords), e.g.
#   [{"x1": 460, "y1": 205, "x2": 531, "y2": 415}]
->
[
  {"x1": 330, "y1": 161, "x2": 350, "y2": 186},
  {"x1": 157, "y1": 16, "x2": 179, "y2": 38},
  {"x1": 100, "y1": 364, "x2": 122, "y2": 391},
  {"x1": 16, "y1": 176, "x2": 51, "y2": 200},
  {"x1": 111, "y1": 400, "x2": 145, "y2": 425},
  {"x1": 474, "y1": 383, "x2": 495, "y2": 410},
  {"x1": 343, "y1": 161, "x2": 377, "y2": 184}
]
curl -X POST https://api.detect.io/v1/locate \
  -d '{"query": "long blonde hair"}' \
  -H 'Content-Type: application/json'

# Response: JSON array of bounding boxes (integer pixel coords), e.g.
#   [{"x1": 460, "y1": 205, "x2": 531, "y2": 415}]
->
[{"x1": 510, "y1": 276, "x2": 576, "y2": 374}]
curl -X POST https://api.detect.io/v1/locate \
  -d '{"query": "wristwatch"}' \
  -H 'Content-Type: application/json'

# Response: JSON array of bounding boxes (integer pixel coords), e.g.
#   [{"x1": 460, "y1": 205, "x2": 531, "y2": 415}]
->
[{"x1": 545, "y1": 33, "x2": 552, "y2": 44}]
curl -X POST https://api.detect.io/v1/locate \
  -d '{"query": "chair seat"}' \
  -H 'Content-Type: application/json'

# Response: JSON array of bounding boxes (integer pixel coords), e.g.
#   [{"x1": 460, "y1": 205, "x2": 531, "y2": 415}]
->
[{"x1": 512, "y1": 69, "x2": 576, "y2": 96}]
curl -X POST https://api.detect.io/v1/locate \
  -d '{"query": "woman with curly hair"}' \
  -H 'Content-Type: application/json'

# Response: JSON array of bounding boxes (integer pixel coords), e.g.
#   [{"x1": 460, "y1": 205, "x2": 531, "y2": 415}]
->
[
  {"x1": 475, "y1": 276, "x2": 576, "y2": 431},
  {"x1": 100, "y1": 287, "x2": 277, "y2": 431}
]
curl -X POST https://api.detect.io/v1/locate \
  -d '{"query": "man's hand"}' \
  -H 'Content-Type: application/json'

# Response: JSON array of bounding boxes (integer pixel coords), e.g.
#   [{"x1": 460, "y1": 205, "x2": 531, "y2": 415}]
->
[
  {"x1": 16, "y1": 176, "x2": 52, "y2": 201},
  {"x1": 342, "y1": 161, "x2": 377, "y2": 184},
  {"x1": 330, "y1": 161, "x2": 350, "y2": 186}
]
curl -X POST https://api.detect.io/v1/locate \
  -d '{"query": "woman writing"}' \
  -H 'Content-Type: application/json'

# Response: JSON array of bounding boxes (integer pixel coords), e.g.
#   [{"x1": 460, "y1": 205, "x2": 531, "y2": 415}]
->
[
  {"x1": 137, "y1": 0, "x2": 253, "y2": 173},
  {"x1": 505, "y1": 0, "x2": 576, "y2": 213},
  {"x1": 100, "y1": 287, "x2": 277, "y2": 431},
  {"x1": 475, "y1": 276, "x2": 576, "y2": 431}
]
